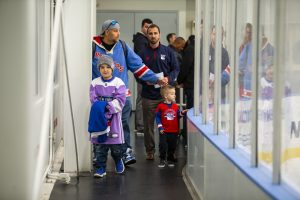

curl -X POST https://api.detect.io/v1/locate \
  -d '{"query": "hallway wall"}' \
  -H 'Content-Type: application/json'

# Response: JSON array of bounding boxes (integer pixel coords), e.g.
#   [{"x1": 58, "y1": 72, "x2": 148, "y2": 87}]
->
[
  {"x1": 0, "y1": 1, "x2": 50, "y2": 199},
  {"x1": 96, "y1": 0, "x2": 192, "y2": 38},
  {"x1": 63, "y1": 0, "x2": 94, "y2": 173},
  {"x1": 0, "y1": 0, "x2": 94, "y2": 199}
]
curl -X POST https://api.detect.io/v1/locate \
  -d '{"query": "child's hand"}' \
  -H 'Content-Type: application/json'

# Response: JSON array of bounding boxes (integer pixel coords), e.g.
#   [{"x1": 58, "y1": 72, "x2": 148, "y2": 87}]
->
[
  {"x1": 159, "y1": 130, "x2": 165, "y2": 134},
  {"x1": 146, "y1": 81, "x2": 155, "y2": 85},
  {"x1": 182, "y1": 109, "x2": 188, "y2": 114},
  {"x1": 105, "y1": 112, "x2": 112, "y2": 120}
]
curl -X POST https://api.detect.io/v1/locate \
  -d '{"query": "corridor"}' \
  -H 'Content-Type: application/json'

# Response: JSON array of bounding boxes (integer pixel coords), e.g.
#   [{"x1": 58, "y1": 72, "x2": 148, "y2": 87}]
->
[{"x1": 50, "y1": 115, "x2": 192, "y2": 200}]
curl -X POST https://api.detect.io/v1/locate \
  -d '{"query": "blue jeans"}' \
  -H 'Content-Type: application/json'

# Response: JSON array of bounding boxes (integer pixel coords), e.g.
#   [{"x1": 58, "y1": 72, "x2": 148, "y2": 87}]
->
[
  {"x1": 121, "y1": 97, "x2": 132, "y2": 153},
  {"x1": 94, "y1": 144, "x2": 122, "y2": 168}
]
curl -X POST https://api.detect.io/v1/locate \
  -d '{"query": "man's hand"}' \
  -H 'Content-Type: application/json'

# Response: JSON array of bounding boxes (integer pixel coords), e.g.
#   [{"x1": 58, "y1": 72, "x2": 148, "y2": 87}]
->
[
  {"x1": 176, "y1": 83, "x2": 184, "y2": 88},
  {"x1": 157, "y1": 77, "x2": 168, "y2": 86}
]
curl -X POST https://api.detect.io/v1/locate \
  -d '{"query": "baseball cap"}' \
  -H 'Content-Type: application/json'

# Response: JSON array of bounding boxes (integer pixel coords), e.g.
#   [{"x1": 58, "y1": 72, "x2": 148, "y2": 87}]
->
[
  {"x1": 100, "y1": 19, "x2": 120, "y2": 35},
  {"x1": 97, "y1": 55, "x2": 115, "y2": 70}
]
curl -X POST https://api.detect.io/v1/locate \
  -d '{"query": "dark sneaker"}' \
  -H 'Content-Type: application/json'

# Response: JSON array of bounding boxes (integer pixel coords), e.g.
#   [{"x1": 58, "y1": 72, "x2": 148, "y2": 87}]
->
[
  {"x1": 167, "y1": 161, "x2": 175, "y2": 167},
  {"x1": 123, "y1": 154, "x2": 136, "y2": 166},
  {"x1": 115, "y1": 159, "x2": 125, "y2": 174},
  {"x1": 123, "y1": 148, "x2": 136, "y2": 165},
  {"x1": 94, "y1": 167, "x2": 106, "y2": 178},
  {"x1": 158, "y1": 160, "x2": 166, "y2": 168}
]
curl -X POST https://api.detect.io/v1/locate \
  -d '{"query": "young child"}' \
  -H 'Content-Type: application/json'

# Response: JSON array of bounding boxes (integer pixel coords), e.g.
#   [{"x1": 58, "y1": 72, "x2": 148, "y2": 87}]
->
[
  {"x1": 260, "y1": 65, "x2": 273, "y2": 100},
  {"x1": 88, "y1": 55, "x2": 126, "y2": 178},
  {"x1": 155, "y1": 85, "x2": 187, "y2": 168}
]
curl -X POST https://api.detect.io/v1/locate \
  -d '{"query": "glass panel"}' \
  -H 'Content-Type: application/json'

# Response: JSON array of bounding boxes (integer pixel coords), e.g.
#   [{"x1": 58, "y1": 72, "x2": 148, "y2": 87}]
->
[
  {"x1": 207, "y1": 0, "x2": 215, "y2": 124},
  {"x1": 235, "y1": 0, "x2": 254, "y2": 154},
  {"x1": 219, "y1": 2, "x2": 232, "y2": 135},
  {"x1": 208, "y1": 0, "x2": 232, "y2": 134},
  {"x1": 257, "y1": 0, "x2": 276, "y2": 170},
  {"x1": 281, "y1": 0, "x2": 300, "y2": 193},
  {"x1": 197, "y1": 0, "x2": 205, "y2": 115}
]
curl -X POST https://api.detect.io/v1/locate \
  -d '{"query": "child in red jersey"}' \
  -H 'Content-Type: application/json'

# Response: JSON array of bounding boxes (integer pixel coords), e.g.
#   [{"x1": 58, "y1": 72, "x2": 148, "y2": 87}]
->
[{"x1": 155, "y1": 85, "x2": 188, "y2": 168}]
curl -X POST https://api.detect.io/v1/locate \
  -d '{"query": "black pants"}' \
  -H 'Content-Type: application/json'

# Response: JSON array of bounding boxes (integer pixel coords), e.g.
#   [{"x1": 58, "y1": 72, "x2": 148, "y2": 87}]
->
[{"x1": 159, "y1": 133, "x2": 178, "y2": 161}]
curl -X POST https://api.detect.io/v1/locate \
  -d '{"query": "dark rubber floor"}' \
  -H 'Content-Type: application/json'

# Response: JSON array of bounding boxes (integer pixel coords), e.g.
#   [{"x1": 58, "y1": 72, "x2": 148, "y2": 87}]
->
[{"x1": 50, "y1": 114, "x2": 192, "y2": 200}]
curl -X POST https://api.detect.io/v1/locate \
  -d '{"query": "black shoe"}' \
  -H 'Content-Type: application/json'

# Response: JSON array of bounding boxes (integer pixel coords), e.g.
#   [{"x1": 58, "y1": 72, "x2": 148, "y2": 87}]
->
[
  {"x1": 167, "y1": 161, "x2": 175, "y2": 167},
  {"x1": 158, "y1": 160, "x2": 166, "y2": 168}
]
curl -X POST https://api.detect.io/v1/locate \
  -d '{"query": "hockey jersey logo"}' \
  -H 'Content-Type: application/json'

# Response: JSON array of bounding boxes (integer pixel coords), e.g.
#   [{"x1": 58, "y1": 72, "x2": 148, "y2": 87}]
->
[
  {"x1": 95, "y1": 52, "x2": 101, "y2": 58},
  {"x1": 164, "y1": 109, "x2": 176, "y2": 120},
  {"x1": 115, "y1": 63, "x2": 124, "y2": 72}
]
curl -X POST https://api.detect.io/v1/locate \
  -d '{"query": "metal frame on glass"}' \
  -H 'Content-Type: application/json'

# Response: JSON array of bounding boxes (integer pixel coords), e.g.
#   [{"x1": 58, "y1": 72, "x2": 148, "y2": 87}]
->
[
  {"x1": 250, "y1": 0, "x2": 260, "y2": 167},
  {"x1": 272, "y1": 0, "x2": 285, "y2": 184},
  {"x1": 194, "y1": 0, "x2": 202, "y2": 116},
  {"x1": 213, "y1": 0, "x2": 222, "y2": 134},
  {"x1": 201, "y1": 0, "x2": 211, "y2": 124},
  {"x1": 229, "y1": 0, "x2": 237, "y2": 148}
]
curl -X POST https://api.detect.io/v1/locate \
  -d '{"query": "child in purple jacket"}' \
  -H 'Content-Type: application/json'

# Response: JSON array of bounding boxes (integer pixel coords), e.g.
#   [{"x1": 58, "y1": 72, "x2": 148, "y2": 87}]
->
[{"x1": 89, "y1": 55, "x2": 126, "y2": 178}]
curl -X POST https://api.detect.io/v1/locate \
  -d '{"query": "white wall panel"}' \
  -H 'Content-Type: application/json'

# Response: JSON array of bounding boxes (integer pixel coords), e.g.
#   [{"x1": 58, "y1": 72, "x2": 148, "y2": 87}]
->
[
  {"x1": 63, "y1": 0, "x2": 93, "y2": 172},
  {"x1": 0, "y1": 0, "x2": 50, "y2": 199}
]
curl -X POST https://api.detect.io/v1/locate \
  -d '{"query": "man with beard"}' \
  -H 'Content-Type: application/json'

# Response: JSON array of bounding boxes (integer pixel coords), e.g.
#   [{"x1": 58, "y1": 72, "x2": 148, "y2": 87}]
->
[
  {"x1": 92, "y1": 20, "x2": 167, "y2": 166},
  {"x1": 138, "y1": 24, "x2": 179, "y2": 160}
]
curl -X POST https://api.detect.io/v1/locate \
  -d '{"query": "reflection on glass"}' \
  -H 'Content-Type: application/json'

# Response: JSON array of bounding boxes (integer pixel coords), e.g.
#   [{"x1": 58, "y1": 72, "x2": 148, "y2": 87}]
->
[
  {"x1": 208, "y1": 26, "x2": 231, "y2": 132},
  {"x1": 281, "y1": 0, "x2": 300, "y2": 192},
  {"x1": 236, "y1": 21, "x2": 253, "y2": 153},
  {"x1": 257, "y1": 0, "x2": 276, "y2": 170}
]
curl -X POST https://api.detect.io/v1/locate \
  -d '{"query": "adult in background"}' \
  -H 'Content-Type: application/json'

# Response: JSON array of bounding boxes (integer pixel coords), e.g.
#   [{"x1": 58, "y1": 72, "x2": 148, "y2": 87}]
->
[
  {"x1": 168, "y1": 37, "x2": 186, "y2": 67},
  {"x1": 209, "y1": 26, "x2": 230, "y2": 102},
  {"x1": 168, "y1": 37, "x2": 186, "y2": 103},
  {"x1": 176, "y1": 35, "x2": 196, "y2": 148},
  {"x1": 139, "y1": 24, "x2": 179, "y2": 160},
  {"x1": 238, "y1": 23, "x2": 252, "y2": 98},
  {"x1": 132, "y1": 18, "x2": 153, "y2": 135},
  {"x1": 92, "y1": 20, "x2": 167, "y2": 166},
  {"x1": 166, "y1": 33, "x2": 177, "y2": 47}
]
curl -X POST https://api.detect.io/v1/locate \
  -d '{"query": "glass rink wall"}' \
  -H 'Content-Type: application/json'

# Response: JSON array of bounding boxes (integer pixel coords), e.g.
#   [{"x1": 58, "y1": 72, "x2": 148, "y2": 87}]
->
[{"x1": 186, "y1": 0, "x2": 300, "y2": 199}]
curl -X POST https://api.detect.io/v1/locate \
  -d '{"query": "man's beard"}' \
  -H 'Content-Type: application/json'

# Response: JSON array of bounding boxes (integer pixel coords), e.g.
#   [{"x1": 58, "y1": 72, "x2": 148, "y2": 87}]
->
[
  {"x1": 150, "y1": 38, "x2": 159, "y2": 44},
  {"x1": 111, "y1": 38, "x2": 118, "y2": 43}
]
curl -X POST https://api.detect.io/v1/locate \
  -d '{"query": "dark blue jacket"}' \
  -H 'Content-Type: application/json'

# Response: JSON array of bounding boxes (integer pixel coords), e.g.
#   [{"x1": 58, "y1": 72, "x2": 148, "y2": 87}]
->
[
  {"x1": 209, "y1": 44, "x2": 231, "y2": 100},
  {"x1": 88, "y1": 101, "x2": 108, "y2": 133},
  {"x1": 132, "y1": 32, "x2": 148, "y2": 55},
  {"x1": 139, "y1": 43, "x2": 180, "y2": 100}
]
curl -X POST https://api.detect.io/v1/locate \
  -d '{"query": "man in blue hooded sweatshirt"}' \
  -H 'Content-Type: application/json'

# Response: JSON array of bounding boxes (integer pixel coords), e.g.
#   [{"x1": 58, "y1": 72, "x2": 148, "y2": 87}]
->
[{"x1": 92, "y1": 19, "x2": 168, "y2": 166}]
